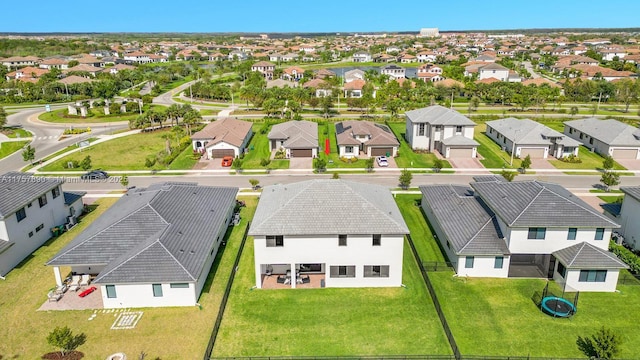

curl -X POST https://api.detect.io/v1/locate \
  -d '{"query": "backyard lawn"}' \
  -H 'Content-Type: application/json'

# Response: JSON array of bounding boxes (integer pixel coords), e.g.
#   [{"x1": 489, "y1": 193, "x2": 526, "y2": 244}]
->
[
  {"x1": 213, "y1": 237, "x2": 451, "y2": 357},
  {"x1": 40, "y1": 129, "x2": 176, "y2": 171},
  {"x1": 0, "y1": 197, "x2": 256, "y2": 359},
  {"x1": 387, "y1": 122, "x2": 452, "y2": 169},
  {"x1": 549, "y1": 145, "x2": 627, "y2": 170},
  {"x1": 0, "y1": 140, "x2": 28, "y2": 159},
  {"x1": 241, "y1": 124, "x2": 289, "y2": 170},
  {"x1": 474, "y1": 124, "x2": 521, "y2": 169}
]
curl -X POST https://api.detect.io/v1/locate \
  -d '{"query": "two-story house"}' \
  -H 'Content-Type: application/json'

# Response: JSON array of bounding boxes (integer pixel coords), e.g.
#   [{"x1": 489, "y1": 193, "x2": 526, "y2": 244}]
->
[
  {"x1": 335, "y1": 120, "x2": 399, "y2": 158},
  {"x1": 352, "y1": 51, "x2": 372, "y2": 63},
  {"x1": 251, "y1": 61, "x2": 276, "y2": 80},
  {"x1": 249, "y1": 180, "x2": 409, "y2": 289},
  {"x1": 380, "y1": 64, "x2": 406, "y2": 79},
  {"x1": 478, "y1": 62, "x2": 510, "y2": 82},
  {"x1": 616, "y1": 186, "x2": 640, "y2": 251},
  {"x1": 420, "y1": 176, "x2": 626, "y2": 292},
  {"x1": 405, "y1": 105, "x2": 479, "y2": 158},
  {"x1": 0, "y1": 172, "x2": 84, "y2": 277}
]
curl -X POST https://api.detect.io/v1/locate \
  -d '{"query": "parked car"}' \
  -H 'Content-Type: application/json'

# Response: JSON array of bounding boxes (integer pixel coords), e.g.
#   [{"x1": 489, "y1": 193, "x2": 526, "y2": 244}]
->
[
  {"x1": 81, "y1": 170, "x2": 109, "y2": 180},
  {"x1": 221, "y1": 156, "x2": 234, "y2": 167},
  {"x1": 376, "y1": 156, "x2": 388, "y2": 167}
]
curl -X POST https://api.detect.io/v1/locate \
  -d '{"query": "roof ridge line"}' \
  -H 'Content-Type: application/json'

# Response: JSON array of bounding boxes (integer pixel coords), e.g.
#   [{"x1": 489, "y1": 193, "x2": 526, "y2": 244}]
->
[
  {"x1": 567, "y1": 241, "x2": 587, "y2": 267},
  {"x1": 458, "y1": 216, "x2": 496, "y2": 253},
  {"x1": 544, "y1": 183, "x2": 620, "y2": 226},
  {"x1": 95, "y1": 239, "x2": 162, "y2": 282},
  {"x1": 509, "y1": 184, "x2": 544, "y2": 226},
  {"x1": 157, "y1": 240, "x2": 197, "y2": 281},
  {"x1": 344, "y1": 181, "x2": 407, "y2": 231},
  {"x1": 252, "y1": 181, "x2": 314, "y2": 230}
]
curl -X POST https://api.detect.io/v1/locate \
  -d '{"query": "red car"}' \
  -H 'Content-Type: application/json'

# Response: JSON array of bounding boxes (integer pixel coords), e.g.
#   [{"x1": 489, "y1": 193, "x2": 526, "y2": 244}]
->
[{"x1": 221, "y1": 156, "x2": 234, "y2": 167}]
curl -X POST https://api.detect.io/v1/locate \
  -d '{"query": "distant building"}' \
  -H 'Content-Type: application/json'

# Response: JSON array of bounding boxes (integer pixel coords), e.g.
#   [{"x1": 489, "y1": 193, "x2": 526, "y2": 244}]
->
[{"x1": 418, "y1": 28, "x2": 440, "y2": 38}]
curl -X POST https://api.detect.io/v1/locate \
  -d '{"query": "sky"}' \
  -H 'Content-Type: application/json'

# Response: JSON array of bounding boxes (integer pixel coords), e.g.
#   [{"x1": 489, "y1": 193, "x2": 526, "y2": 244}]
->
[{"x1": 3, "y1": 0, "x2": 640, "y2": 33}]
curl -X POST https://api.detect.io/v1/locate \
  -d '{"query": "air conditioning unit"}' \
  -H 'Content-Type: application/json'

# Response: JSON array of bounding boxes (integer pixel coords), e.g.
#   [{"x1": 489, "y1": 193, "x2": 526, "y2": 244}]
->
[{"x1": 67, "y1": 216, "x2": 77, "y2": 226}]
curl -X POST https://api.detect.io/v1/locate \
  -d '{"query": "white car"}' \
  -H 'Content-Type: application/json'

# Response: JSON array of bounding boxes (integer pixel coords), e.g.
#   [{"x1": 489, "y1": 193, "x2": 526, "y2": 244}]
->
[{"x1": 376, "y1": 156, "x2": 389, "y2": 167}]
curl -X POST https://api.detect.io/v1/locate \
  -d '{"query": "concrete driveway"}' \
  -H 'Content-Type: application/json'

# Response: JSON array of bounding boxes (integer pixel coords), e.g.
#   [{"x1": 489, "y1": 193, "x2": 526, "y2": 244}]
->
[
  {"x1": 530, "y1": 158, "x2": 556, "y2": 170},
  {"x1": 616, "y1": 159, "x2": 640, "y2": 171},
  {"x1": 448, "y1": 157, "x2": 485, "y2": 169},
  {"x1": 290, "y1": 157, "x2": 312, "y2": 169},
  {"x1": 374, "y1": 156, "x2": 397, "y2": 169}
]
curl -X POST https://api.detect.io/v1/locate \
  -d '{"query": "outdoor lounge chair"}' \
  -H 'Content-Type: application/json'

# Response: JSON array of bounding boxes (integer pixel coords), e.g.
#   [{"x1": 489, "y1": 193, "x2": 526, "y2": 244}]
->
[
  {"x1": 48, "y1": 290, "x2": 62, "y2": 302},
  {"x1": 68, "y1": 275, "x2": 81, "y2": 292},
  {"x1": 80, "y1": 274, "x2": 91, "y2": 287}
]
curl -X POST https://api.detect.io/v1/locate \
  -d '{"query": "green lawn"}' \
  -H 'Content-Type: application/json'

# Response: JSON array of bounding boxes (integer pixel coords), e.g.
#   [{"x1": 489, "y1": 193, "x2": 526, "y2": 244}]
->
[
  {"x1": 598, "y1": 195, "x2": 623, "y2": 203},
  {"x1": 1, "y1": 127, "x2": 31, "y2": 138},
  {"x1": 167, "y1": 145, "x2": 199, "y2": 170},
  {"x1": 241, "y1": 124, "x2": 289, "y2": 170},
  {"x1": 474, "y1": 124, "x2": 521, "y2": 169},
  {"x1": 38, "y1": 106, "x2": 163, "y2": 124},
  {"x1": 40, "y1": 129, "x2": 175, "y2": 171},
  {"x1": 317, "y1": 121, "x2": 368, "y2": 168},
  {"x1": 387, "y1": 122, "x2": 452, "y2": 169},
  {"x1": 549, "y1": 146, "x2": 627, "y2": 170},
  {"x1": 0, "y1": 197, "x2": 256, "y2": 359},
  {"x1": 213, "y1": 238, "x2": 451, "y2": 357},
  {"x1": 398, "y1": 192, "x2": 640, "y2": 358},
  {"x1": 0, "y1": 141, "x2": 28, "y2": 159}
]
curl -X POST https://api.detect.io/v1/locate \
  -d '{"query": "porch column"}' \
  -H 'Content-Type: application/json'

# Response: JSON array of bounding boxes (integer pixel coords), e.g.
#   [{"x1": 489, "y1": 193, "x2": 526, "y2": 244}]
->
[
  {"x1": 255, "y1": 264, "x2": 263, "y2": 289},
  {"x1": 291, "y1": 263, "x2": 296, "y2": 289},
  {"x1": 53, "y1": 266, "x2": 63, "y2": 286}
]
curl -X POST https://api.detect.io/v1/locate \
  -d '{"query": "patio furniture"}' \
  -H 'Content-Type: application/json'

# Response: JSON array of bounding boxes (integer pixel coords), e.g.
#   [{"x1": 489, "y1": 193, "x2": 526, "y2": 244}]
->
[
  {"x1": 47, "y1": 290, "x2": 62, "y2": 302},
  {"x1": 54, "y1": 284, "x2": 68, "y2": 294},
  {"x1": 68, "y1": 275, "x2": 81, "y2": 292},
  {"x1": 302, "y1": 275, "x2": 311, "y2": 284},
  {"x1": 284, "y1": 277, "x2": 291, "y2": 285},
  {"x1": 78, "y1": 286, "x2": 97, "y2": 298},
  {"x1": 80, "y1": 274, "x2": 91, "y2": 287},
  {"x1": 276, "y1": 276, "x2": 286, "y2": 284}
]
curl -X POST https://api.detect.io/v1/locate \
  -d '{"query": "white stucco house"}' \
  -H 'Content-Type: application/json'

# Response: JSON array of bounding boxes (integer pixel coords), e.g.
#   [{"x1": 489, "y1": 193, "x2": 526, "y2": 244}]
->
[
  {"x1": 420, "y1": 176, "x2": 627, "y2": 292},
  {"x1": 486, "y1": 118, "x2": 580, "y2": 159},
  {"x1": 618, "y1": 187, "x2": 640, "y2": 251},
  {"x1": 352, "y1": 52, "x2": 372, "y2": 63},
  {"x1": 47, "y1": 182, "x2": 238, "y2": 308},
  {"x1": 0, "y1": 172, "x2": 84, "y2": 277},
  {"x1": 335, "y1": 120, "x2": 399, "y2": 158},
  {"x1": 405, "y1": 105, "x2": 479, "y2": 158},
  {"x1": 478, "y1": 63, "x2": 510, "y2": 81},
  {"x1": 564, "y1": 118, "x2": 640, "y2": 160},
  {"x1": 191, "y1": 118, "x2": 253, "y2": 159},
  {"x1": 249, "y1": 180, "x2": 409, "y2": 289}
]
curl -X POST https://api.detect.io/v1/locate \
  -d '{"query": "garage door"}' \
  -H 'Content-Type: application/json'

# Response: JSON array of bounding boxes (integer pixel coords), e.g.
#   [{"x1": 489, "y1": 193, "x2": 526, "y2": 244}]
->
[
  {"x1": 612, "y1": 148, "x2": 638, "y2": 159},
  {"x1": 520, "y1": 148, "x2": 545, "y2": 159},
  {"x1": 370, "y1": 147, "x2": 393, "y2": 156},
  {"x1": 291, "y1": 148, "x2": 312, "y2": 157},
  {"x1": 448, "y1": 148, "x2": 473, "y2": 158},
  {"x1": 210, "y1": 149, "x2": 235, "y2": 158}
]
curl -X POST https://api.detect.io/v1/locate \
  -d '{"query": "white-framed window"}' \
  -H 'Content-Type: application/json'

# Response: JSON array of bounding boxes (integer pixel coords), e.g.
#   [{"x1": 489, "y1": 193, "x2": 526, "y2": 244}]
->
[
  {"x1": 106, "y1": 285, "x2": 117, "y2": 298},
  {"x1": 579, "y1": 270, "x2": 607, "y2": 282},
  {"x1": 595, "y1": 228, "x2": 605, "y2": 240},
  {"x1": 465, "y1": 256, "x2": 474, "y2": 268},
  {"x1": 418, "y1": 123, "x2": 426, "y2": 136},
  {"x1": 330, "y1": 265, "x2": 355, "y2": 278},
  {"x1": 363, "y1": 265, "x2": 390, "y2": 278},
  {"x1": 372, "y1": 234, "x2": 381, "y2": 246},
  {"x1": 528, "y1": 228, "x2": 546, "y2": 240},
  {"x1": 266, "y1": 235, "x2": 284, "y2": 247},
  {"x1": 38, "y1": 194, "x2": 47, "y2": 208},
  {"x1": 152, "y1": 284, "x2": 163, "y2": 297},
  {"x1": 345, "y1": 146, "x2": 354, "y2": 153},
  {"x1": 338, "y1": 235, "x2": 347, "y2": 246},
  {"x1": 170, "y1": 283, "x2": 189, "y2": 289},
  {"x1": 567, "y1": 228, "x2": 577, "y2": 240},
  {"x1": 52, "y1": 186, "x2": 60, "y2": 199},
  {"x1": 494, "y1": 256, "x2": 504, "y2": 269}
]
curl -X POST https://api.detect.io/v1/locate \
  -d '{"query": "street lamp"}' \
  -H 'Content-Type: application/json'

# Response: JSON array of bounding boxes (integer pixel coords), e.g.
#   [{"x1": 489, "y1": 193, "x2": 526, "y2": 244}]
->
[{"x1": 510, "y1": 130, "x2": 519, "y2": 167}]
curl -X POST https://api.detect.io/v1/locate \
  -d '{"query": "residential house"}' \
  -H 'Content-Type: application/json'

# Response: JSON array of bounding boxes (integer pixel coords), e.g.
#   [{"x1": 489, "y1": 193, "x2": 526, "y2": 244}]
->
[
  {"x1": 486, "y1": 118, "x2": 580, "y2": 159},
  {"x1": 249, "y1": 180, "x2": 409, "y2": 289},
  {"x1": 344, "y1": 69, "x2": 365, "y2": 83},
  {"x1": 251, "y1": 61, "x2": 276, "y2": 80},
  {"x1": 313, "y1": 69, "x2": 336, "y2": 79},
  {"x1": 228, "y1": 50, "x2": 249, "y2": 61},
  {"x1": 405, "y1": 105, "x2": 479, "y2": 158},
  {"x1": 64, "y1": 64, "x2": 103, "y2": 77},
  {"x1": 380, "y1": 64, "x2": 405, "y2": 79},
  {"x1": 335, "y1": 120, "x2": 399, "y2": 158},
  {"x1": 123, "y1": 52, "x2": 153, "y2": 64},
  {"x1": 191, "y1": 118, "x2": 253, "y2": 159},
  {"x1": 599, "y1": 48, "x2": 627, "y2": 61},
  {"x1": 420, "y1": 177, "x2": 626, "y2": 292},
  {"x1": 303, "y1": 78, "x2": 332, "y2": 97},
  {"x1": 282, "y1": 66, "x2": 304, "y2": 81},
  {"x1": 267, "y1": 120, "x2": 319, "y2": 158},
  {"x1": 478, "y1": 63, "x2": 510, "y2": 82},
  {"x1": 416, "y1": 51, "x2": 437, "y2": 63},
  {"x1": 0, "y1": 172, "x2": 84, "y2": 277},
  {"x1": 47, "y1": 183, "x2": 238, "y2": 308},
  {"x1": 1, "y1": 56, "x2": 39, "y2": 68},
  {"x1": 618, "y1": 187, "x2": 640, "y2": 250},
  {"x1": 39, "y1": 57, "x2": 69, "y2": 70},
  {"x1": 5, "y1": 66, "x2": 49, "y2": 83},
  {"x1": 343, "y1": 79, "x2": 367, "y2": 98},
  {"x1": 352, "y1": 51, "x2": 372, "y2": 63},
  {"x1": 564, "y1": 118, "x2": 640, "y2": 160},
  {"x1": 108, "y1": 64, "x2": 135, "y2": 74},
  {"x1": 417, "y1": 63, "x2": 444, "y2": 82}
]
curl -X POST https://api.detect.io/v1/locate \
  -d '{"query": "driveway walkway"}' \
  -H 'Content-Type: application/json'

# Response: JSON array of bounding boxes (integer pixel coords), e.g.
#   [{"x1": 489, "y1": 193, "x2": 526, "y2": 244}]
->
[
  {"x1": 530, "y1": 158, "x2": 556, "y2": 170},
  {"x1": 616, "y1": 159, "x2": 640, "y2": 171},
  {"x1": 290, "y1": 157, "x2": 312, "y2": 169}
]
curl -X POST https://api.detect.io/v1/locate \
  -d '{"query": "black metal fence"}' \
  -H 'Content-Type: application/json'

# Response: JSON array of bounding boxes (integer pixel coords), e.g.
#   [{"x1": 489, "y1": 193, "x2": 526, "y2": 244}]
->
[
  {"x1": 203, "y1": 222, "x2": 251, "y2": 360},
  {"x1": 618, "y1": 272, "x2": 640, "y2": 285},
  {"x1": 422, "y1": 262, "x2": 455, "y2": 272},
  {"x1": 209, "y1": 355, "x2": 621, "y2": 360}
]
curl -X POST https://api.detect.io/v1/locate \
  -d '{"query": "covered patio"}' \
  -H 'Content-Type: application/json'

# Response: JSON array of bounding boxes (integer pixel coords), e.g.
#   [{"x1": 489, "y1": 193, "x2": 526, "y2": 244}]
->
[
  {"x1": 508, "y1": 254, "x2": 553, "y2": 278},
  {"x1": 260, "y1": 273, "x2": 326, "y2": 289},
  {"x1": 258, "y1": 263, "x2": 326, "y2": 289}
]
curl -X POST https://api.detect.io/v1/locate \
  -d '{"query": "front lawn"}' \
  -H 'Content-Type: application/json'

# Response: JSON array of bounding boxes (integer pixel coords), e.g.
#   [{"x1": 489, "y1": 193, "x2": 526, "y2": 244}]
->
[
  {"x1": 40, "y1": 129, "x2": 181, "y2": 171},
  {"x1": 0, "y1": 197, "x2": 257, "y2": 359},
  {"x1": 549, "y1": 146, "x2": 627, "y2": 170},
  {"x1": 38, "y1": 107, "x2": 160, "y2": 124},
  {"x1": 213, "y1": 237, "x2": 451, "y2": 357},
  {"x1": 474, "y1": 124, "x2": 521, "y2": 169},
  {"x1": 387, "y1": 122, "x2": 451, "y2": 169},
  {"x1": 317, "y1": 121, "x2": 368, "y2": 168},
  {"x1": 241, "y1": 124, "x2": 289, "y2": 170},
  {"x1": 167, "y1": 145, "x2": 199, "y2": 170},
  {"x1": 0, "y1": 140, "x2": 28, "y2": 159}
]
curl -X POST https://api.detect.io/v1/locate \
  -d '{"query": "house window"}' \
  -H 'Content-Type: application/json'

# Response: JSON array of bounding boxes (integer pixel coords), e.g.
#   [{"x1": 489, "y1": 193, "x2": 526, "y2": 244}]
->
[
  {"x1": 339, "y1": 235, "x2": 347, "y2": 246},
  {"x1": 435, "y1": 125, "x2": 443, "y2": 131},
  {"x1": 152, "y1": 284, "x2": 163, "y2": 297},
  {"x1": 38, "y1": 194, "x2": 47, "y2": 208},
  {"x1": 106, "y1": 285, "x2": 117, "y2": 298},
  {"x1": 364, "y1": 265, "x2": 390, "y2": 277},
  {"x1": 595, "y1": 228, "x2": 605, "y2": 240},
  {"x1": 446, "y1": 240, "x2": 451, "y2": 249},
  {"x1": 16, "y1": 207, "x2": 26, "y2": 222},
  {"x1": 330, "y1": 265, "x2": 356, "y2": 278},
  {"x1": 465, "y1": 256, "x2": 474, "y2": 268},
  {"x1": 266, "y1": 235, "x2": 284, "y2": 247},
  {"x1": 52, "y1": 186, "x2": 60, "y2": 199},
  {"x1": 589, "y1": 138, "x2": 594, "y2": 145},
  {"x1": 170, "y1": 283, "x2": 189, "y2": 288},
  {"x1": 418, "y1": 123, "x2": 426, "y2": 136},
  {"x1": 345, "y1": 146, "x2": 354, "y2": 153},
  {"x1": 28, "y1": 231, "x2": 33, "y2": 238},
  {"x1": 489, "y1": 128, "x2": 493, "y2": 134},
  {"x1": 36, "y1": 224, "x2": 44, "y2": 232},
  {"x1": 569, "y1": 128, "x2": 573, "y2": 134},
  {"x1": 579, "y1": 133, "x2": 583, "y2": 139},
  {"x1": 579, "y1": 270, "x2": 607, "y2": 282},
  {"x1": 455, "y1": 126, "x2": 463, "y2": 134},
  {"x1": 494, "y1": 256, "x2": 504, "y2": 269},
  {"x1": 557, "y1": 262, "x2": 567, "y2": 278},
  {"x1": 568, "y1": 228, "x2": 577, "y2": 240},
  {"x1": 372, "y1": 234, "x2": 381, "y2": 246},
  {"x1": 528, "y1": 227, "x2": 546, "y2": 240}
]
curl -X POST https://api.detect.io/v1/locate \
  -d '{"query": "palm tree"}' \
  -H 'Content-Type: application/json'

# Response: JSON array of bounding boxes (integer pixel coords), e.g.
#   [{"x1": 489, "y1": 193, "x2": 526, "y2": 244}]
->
[
  {"x1": 183, "y1": 109, "x2": 202, "y2": 136},
  {"x1": 165, "y1": 104, "x2": 182, "y2": 127}
]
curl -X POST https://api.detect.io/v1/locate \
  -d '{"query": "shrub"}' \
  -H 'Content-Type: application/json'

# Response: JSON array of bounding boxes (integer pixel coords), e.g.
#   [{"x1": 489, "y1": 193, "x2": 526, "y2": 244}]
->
[
  {"x1": 610, "y1": 241, "x2": 640, "y2": 274},
  {"x1": 145, "y1": 157, "x2": 156, "y2": 168},
  {"x1": 274, "y1": 149, "x2": 287, "y2": 159},
  {"x1": 260, "y1": 158, "x2": 271, "y2": 167},
  {"x1": 560, "y1": 154, "x2": 582, "y2": 163}
]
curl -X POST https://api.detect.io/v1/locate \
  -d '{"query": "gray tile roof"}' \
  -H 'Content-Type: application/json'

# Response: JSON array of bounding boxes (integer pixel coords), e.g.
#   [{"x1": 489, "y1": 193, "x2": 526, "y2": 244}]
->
[
  {"x1": 249, "y1": 180, "x2": 409, "y2": 236},
  {"x1": 0, "y1": 172, "x2": 64, "y2": 220},
  {"x1": 441, "y1": 135, "x2": 479, "y2": 147},
  {"x1": 564, "y1": 118, "x2": 640, "y2": 146},
  {"x1": 335, "y1": 121, "x2": 399, "y2": 147},
  {"x1": 470, "y1": 179, "x2": 620, "y2": 228},
  {"x1": 48, "y1": 183, "x2": 238, "y2": 284},
  {"x1": 405, "y1": 105, "x2": 476, "y2": 126},
  {"x1": 553, "y1": 242, "x2": 628, "y2": 269},
  {"x1": 63, "y1": 191, "x2": 86, "y2": 206},
  {"x1": 420, "y1": 185, "x2": 509, "y2": 256},
  {"x1": 487, "y1": 118, "x2": 579, "y2": 147},
  {"x1": 621, "y1": 186, "x2": 640, "y2": 202},
  {"x1": 268, "y1": 121, "x2": 318, "y2": 149}
]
